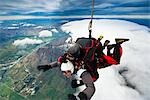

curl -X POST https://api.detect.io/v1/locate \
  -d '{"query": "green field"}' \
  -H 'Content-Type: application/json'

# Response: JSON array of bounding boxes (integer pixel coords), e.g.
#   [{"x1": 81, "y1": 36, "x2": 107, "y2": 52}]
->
[{"x1": 0, "y1": 84, "x2": 26, "y2": 100}]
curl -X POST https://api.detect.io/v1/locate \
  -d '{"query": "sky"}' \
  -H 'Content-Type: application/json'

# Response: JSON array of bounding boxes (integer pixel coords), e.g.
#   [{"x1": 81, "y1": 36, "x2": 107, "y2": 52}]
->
[
  {"x1": 61, "y1": 19, "x2": 150, "y2": 100},
  {"x1": 0, "y1": 0, "x2": 149, "y2": 20}
]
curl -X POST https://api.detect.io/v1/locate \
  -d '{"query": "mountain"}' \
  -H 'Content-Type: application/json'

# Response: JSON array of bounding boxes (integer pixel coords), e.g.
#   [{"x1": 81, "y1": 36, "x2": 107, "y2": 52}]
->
[{"x1": 0, "y1": 36, "x2": 74, "y2": 100}]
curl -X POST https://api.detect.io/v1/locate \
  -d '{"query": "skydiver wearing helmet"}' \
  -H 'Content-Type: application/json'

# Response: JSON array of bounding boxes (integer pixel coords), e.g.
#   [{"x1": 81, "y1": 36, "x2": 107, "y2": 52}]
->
[
  {"x1": 37, "y1": 36, "x2": 129, "y2": 100},
  {"x1": 37, "y1": 43, "x2": 82, "y2": 72},
  {"x1": 60, "y1": 60, "x2": 95, "y2": 100},
  {"x1": 37, "y1": 43, "x2": 96, "y2": 100}
]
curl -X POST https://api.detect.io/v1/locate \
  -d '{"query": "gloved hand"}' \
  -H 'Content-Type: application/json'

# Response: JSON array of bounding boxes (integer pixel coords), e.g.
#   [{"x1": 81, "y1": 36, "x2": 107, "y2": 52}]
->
[
  {"x1": 71, "y1": 79, "x2": 84, "y2": 88},
  {"x1": 67, "y1": 94, "x2": 77, "y2": 100},
  {"x1": 37, "y1": 64, "x2": 51, "y2": 72}
]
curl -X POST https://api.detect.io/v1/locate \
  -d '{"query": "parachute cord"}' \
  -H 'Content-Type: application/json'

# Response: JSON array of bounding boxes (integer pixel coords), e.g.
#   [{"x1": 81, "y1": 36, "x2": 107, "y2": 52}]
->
[{"x1": 88, "y1": 0, "x2": 94, "y2": 38}]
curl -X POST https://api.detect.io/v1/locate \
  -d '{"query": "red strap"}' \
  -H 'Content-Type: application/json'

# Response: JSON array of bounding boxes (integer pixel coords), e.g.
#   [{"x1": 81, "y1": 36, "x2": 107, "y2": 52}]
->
[
  {"x1": 103, "y1": 55, "x2": 118, "y2": 65},
  {"x1": 119, "y1": 47, "x2": 123, "y2": 56},
  {"x1": 92, "y1": 76, "x2": 97, "y2": 82}
]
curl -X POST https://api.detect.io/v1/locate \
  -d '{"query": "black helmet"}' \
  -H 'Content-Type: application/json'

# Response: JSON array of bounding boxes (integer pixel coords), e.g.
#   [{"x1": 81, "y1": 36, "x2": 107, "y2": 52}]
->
[{"x1": 67, "y1": 43, "x2": 81, "y2": 58}]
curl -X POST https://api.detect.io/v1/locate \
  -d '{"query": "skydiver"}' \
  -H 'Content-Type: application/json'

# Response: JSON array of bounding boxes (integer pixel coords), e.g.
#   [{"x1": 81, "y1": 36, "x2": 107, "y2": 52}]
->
[
  {"x1": 37, "y1": 43, "x2": 96, "y2": 100},
  {"x1": 107, "y1": 38, "x2": 129, "y2": 63},
  {"x1": 60, "y1": 60, "x2": 95, "y2": 100}
]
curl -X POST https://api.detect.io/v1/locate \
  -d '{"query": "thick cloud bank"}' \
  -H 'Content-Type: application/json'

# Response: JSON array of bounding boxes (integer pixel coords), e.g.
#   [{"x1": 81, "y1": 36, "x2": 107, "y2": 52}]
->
[
  {"x1": 13, "y1": 38, "x2": 43, "y2": 46},
  {"x1": 61, "y1": 19, "x2": 150, "y2": 100}
]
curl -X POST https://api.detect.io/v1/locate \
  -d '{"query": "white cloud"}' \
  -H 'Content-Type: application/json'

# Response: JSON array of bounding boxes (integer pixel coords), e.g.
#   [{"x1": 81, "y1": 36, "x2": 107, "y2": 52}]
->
[
  {"x1": 22, "y1": 23, "x2": 36, "y2": 27},
  {"x1": 35, "y1": 26, "x2": 44, "y2": 29},
  {"x1": 3, "y1": 27, "x2": 19, "y2": 29},
  {"x1": 92, "y1": 66, "x2": 143, "y2": 100},
  {"x1": 65, "y1": 36, "x2": 72, "y2": 43},
  {"x1": 13, "y1": 38, "x2": 43, "y2": 46},
  {"x1": 95, "y1": 3, "x2": 114, "y2": 9},
  {"x1": 12, "y1": 24, "x2": 18, "y2": 26},
  {"x1": 0, "y1": 15, "x2": 44, "y2": 20},
  {"x1": 123, "y1": 0, "x2": 148, "y2": 3},
  {"x1": 39, "y1": 30, "x2": 52, "y2": 37},
  {"x1": 61, "y1": 19, "x2": 149, "y2": 42},
  {"x1": 111, "y1": 7, "x2": 147, "y2": 12},
  {"x1": 51, "y1": 28, "x2": 58, "y2": 33},
  {"x1": 61, "y1": 19, "x2": 150, "y2": 100}
]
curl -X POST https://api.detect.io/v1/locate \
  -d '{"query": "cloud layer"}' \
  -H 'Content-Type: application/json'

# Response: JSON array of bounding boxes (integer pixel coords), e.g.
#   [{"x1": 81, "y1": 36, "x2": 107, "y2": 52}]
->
[
  {"x1": 61, "y1": 19, "x2": 150, "y2": 100},
  {"x1": 0, "y1": 0, "x2": 62, "y2": 15},
  {"x1": 0, "y1": 0, "x2": 149, "y2": 17}
]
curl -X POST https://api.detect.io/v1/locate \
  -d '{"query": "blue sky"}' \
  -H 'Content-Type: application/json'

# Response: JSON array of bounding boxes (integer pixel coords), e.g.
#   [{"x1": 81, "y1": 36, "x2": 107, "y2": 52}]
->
[{"x1": 0, "y1": 0, "x2": 149, "y2": 20}]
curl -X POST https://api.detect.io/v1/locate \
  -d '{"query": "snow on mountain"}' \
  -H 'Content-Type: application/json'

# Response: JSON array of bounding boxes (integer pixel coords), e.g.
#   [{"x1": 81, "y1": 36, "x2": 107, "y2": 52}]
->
[{"x1": 61, "y1": 19, "x2": 150, "y2": 100}]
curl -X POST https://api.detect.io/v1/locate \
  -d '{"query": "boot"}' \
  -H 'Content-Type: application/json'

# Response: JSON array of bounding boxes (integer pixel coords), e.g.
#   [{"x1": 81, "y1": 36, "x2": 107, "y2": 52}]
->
[{"x1": 115, "y1": 38, "x2": 129, "y2": 44}]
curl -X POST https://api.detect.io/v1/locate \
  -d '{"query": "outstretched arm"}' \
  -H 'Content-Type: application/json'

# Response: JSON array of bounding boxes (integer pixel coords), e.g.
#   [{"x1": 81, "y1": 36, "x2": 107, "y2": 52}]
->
[
  {"x1": 37, "y1": 61, "x2": 60, "y2": 72},
  {"x1": 37, "y1": 54, "x2": 67, "y2": 72}
]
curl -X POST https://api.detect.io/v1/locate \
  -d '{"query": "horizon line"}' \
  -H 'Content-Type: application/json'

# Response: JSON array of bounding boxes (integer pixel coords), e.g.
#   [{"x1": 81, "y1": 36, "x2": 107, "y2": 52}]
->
[{"x1": 0, "y1": 15, "x2": 149, "y2": 20}]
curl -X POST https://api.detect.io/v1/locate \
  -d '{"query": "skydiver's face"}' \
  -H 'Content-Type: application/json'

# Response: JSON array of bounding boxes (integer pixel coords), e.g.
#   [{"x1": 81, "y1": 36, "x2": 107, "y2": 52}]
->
[{"x1": 62, "y1": 70, "x2": 72, "y2": 78}]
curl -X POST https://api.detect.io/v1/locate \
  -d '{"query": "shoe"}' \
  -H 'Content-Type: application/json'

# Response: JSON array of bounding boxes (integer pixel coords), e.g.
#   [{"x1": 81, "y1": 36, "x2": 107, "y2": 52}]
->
[{"x1": 115, "y1": 38, "x2": 129, "y2": 44}]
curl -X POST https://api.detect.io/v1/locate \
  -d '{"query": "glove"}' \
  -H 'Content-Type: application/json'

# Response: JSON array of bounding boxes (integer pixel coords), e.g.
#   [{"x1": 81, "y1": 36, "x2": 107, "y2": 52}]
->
[
  {"x1": 58, "y1": 54, "x2": 67, "y2": 63},
  {"x1": 78, "y1": 92, "x2": 88, "y2": 100},
  {"x1": 67, "y1": 94, "x2": 77, "y2": 100},
  {"x1": 37, "y1": 64, "x2": 51, "y2": 72},
  {"x1": 71, "y1": 80, "x2": 84, "y2": 88}
]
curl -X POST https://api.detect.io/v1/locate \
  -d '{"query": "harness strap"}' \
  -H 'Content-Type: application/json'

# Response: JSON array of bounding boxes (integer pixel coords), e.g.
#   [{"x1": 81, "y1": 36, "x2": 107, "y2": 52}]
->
[{"x1": 77, "y1": 69, "x2": 86, "y2": 78}]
